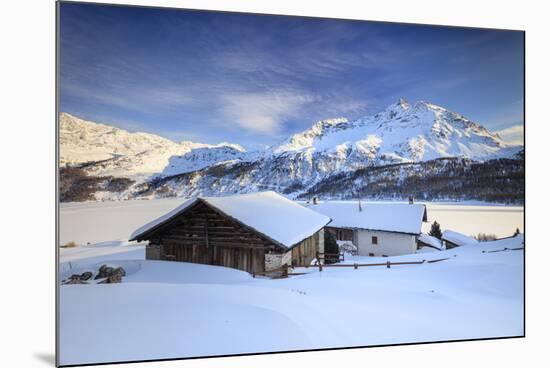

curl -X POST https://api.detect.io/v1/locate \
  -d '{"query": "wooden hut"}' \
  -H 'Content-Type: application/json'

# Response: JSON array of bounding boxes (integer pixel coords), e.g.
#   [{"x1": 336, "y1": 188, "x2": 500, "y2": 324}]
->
[
  {"x1": 417, "y1": 233, "x2": 444, "y2": 252},
  {"x1": 441, "y1": 230, "x2": 478, "y2": 249},
  {"x1": 129, "y1": 191, "x2": 331, "y2": 274}
]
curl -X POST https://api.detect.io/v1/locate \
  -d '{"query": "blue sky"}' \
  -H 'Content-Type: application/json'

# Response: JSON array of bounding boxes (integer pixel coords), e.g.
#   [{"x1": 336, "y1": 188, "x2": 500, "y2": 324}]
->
[{"x1": 59, "y1": 3, "x2": 524, "y2": 149}]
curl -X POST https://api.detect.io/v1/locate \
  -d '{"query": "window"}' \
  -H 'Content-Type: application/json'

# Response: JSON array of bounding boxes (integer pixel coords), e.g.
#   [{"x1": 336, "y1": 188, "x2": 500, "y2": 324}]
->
[{"x1": 371, "y1": 236, "x2": 378, "y2": 245}]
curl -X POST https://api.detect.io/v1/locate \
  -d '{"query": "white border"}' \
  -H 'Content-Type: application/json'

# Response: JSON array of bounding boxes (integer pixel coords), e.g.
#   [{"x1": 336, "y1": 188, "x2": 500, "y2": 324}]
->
[{"x1": 2, "y1": 0, "x2": 548, "y2": 367}]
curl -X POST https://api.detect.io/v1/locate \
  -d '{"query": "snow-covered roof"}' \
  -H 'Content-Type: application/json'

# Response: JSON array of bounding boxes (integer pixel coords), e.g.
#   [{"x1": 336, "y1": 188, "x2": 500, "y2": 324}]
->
[
  {"x1": 442, "y1": 230, "x2": 478, "y2": 246},
  {"x1": 418, "y1": 233, "x2": 443, "y2": 250},
  {"x1": 130, "y1": 191, "x2": 331, "y2": 249},
  {"x1": 306, "y1": 201, "x2": 427, "y2": 235}
]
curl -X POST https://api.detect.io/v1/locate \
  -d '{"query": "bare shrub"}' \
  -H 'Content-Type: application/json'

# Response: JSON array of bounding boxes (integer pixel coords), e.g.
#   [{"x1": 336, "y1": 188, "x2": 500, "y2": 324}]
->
[
  {"x1": 61, "y1": 241, "x2": 77, "y2": 248},
  {"x1": 475, "y1": 233, "x2": 497, "y2": 242}
]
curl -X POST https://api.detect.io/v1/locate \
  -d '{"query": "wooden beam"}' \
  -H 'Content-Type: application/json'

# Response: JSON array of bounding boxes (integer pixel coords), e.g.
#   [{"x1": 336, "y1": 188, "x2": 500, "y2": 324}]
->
[{"x1": 205, "y1": 217, "x2": 209, "y2": 248}]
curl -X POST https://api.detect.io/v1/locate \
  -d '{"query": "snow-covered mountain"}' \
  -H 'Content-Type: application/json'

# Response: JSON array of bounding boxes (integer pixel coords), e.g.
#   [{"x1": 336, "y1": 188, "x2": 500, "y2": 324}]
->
[
  {"x1": 160, "y1": 144, "x2": 249, "y2": 178},
  {"x1": 60, "y1": 112, "x2": 247, "y2": 180},
  {"x1": 271, "y1": 98, "x2": 520, "y2": 166},
  {"x1": 59, "y1": 100, "x2": 524, "y2": 202},
  {"x1": 61, "y1": 112, "x2": 186, "y2": 166}
]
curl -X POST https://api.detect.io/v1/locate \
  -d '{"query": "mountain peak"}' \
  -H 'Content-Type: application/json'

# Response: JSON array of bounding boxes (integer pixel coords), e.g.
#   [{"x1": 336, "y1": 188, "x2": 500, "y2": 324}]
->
[
  {"x1": 396, "y1": 98, "x2": 410, "y2": 110},
  {"x1": 382, "y1": 98, "x2": 411, "y2": 119},
  {"x1": 321, "y1": 117, "x2": 349, "y2": 125}
]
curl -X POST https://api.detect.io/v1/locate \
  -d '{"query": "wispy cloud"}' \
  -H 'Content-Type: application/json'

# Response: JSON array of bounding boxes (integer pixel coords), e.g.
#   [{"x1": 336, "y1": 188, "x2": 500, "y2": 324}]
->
[
  {"x1": 59, "y1": 3, "x2": 524, "y2": 147},
  {"x1": 220, "y1": 90, "x2": 316, "y2": 134},
  {"x1": 496, "y1": 124, "x2": 524, "y2": 146},
  {"x1": 63, "y1": 82, "x2": 195, "y2": 113}
]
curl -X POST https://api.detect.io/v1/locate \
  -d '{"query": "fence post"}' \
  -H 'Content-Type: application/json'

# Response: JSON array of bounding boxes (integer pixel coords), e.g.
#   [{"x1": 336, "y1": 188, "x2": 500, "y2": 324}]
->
[{"x1": 386, "y1": 261, "x2": 391, "y2": 269}]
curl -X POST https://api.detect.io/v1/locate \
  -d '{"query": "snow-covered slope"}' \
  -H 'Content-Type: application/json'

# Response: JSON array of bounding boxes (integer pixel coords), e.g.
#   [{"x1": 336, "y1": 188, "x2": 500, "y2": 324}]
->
[
  {"x1": 60, "y1": 112, "x2": 187, "y2": 166},
  {"x1": 58, "y1": 226, "x2": 524, "y2": 365},
  {"x1": 60, "y1": 113, "x2": 246, "y2": 179},
  {"x1": 160, "y1": 143, "x2": 248, "y2": 177}
]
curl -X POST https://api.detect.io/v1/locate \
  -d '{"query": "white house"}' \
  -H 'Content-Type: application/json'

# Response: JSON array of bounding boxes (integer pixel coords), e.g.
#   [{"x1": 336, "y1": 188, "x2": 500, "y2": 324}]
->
[{"x1": 307, "y1": 201, "x2": 428, "y2": 257}]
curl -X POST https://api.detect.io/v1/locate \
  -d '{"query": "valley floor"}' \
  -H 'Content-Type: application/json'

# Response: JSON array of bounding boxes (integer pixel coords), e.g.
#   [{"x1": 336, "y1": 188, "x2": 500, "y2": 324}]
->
[{"x1": 58, "y1": 235, "x2": 524, "y2": 365}]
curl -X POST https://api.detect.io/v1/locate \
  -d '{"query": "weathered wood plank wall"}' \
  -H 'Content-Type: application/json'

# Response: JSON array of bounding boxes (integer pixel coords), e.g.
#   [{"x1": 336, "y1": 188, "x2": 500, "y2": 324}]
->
[
  {"x1": 147, "y1": 201, "x2": 274, "y2": 273},
  {"x1": 144, "y1": 200, "x2": 323, "y2": 274},
  {"x1": 291, "y1": 232, "x2": 319, "y2": 266}
]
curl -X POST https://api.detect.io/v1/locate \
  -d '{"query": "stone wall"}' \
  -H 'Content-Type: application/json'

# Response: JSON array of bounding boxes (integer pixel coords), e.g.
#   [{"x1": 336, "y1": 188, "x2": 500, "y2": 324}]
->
[
  {"x1": 318, "y1": 228, "x2": 325, "y2": 264},
  {"x1": 265, "y1": 250, "x2": 292, "y2": 271},
  {"x1": 146, "y1": 244, "x2": 161, "y2": 260}
]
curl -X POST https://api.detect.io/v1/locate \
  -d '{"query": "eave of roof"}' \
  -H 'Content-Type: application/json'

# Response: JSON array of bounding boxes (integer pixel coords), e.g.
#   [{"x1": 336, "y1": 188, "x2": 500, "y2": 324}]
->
[
  {"x1": 130, "y1": 197, "x2": 332, "y2": 250},
  {"x1": 129, "y1": 198, "x2": 196, "y2": 242},
  {"x1": 326, "y1": 225, "x2": 421, "y2": 236}
]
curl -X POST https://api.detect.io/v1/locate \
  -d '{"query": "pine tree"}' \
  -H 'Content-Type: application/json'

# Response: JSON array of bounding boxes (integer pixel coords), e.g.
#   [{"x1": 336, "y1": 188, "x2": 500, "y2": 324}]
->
[
  {"x1": 324, "y1": 230, "x2": 340, "y2": 264},
  {"x1": 429, "y1": 221, "x2": 443, "y2": 239}
]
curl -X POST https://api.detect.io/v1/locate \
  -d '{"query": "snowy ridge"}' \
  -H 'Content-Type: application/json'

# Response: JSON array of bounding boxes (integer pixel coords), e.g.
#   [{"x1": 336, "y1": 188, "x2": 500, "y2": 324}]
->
[
  {"x1": 60, "y1": 112, "x2": 247, "y2": 179},
  {"x1": 160, "y1": 144, "x2": 248, "y2": 177},
  {"x1": 271, "y1": 98, "x2": 521, "y2": 165},
  {"x1": 60, "y1": 112, "x2": 187, "y2": 167}
]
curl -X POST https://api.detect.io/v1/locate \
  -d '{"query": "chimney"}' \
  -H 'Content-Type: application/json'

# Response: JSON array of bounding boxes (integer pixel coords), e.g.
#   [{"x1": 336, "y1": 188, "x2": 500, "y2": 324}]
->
[
  {"x1": 408, "y1": 195, "x2": 414, "y2": 205},
  {"x1": 358, "y1": 199, "x2": 362, "y2": 212}
]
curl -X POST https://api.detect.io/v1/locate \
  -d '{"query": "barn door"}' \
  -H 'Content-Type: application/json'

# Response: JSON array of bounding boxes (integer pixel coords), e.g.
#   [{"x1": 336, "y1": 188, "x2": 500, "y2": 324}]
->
[
  {"x1": 211, "y1": 246, "x2": 262, "y2": 273},
  {"x1": 163, "y1": 243, "x2": 176, "y2": 260},
  {"x1": 172, "y1": 243, "x2": 195, "y2": 263},
  {"x1": 252, "y1": 248, "x2": 265, "y2": 273}
]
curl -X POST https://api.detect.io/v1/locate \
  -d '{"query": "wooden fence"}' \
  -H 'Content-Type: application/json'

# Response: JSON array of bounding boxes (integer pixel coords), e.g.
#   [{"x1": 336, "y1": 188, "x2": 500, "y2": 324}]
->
[
  {"x1": 483, "y1": 247, "x2": 524, "y2": 254},
  {"x1": 294, "y1": 257, "x2": 450, "y2": 271},
  {"x1": 322, "y1": 252, "x2": 345, "y2": 263},
  {"x1": 252, "y1": 257, "x2": 450, "y2": 278},
  {"x1": 251, "y1": 246, "x2": 524, "y2": 279}
]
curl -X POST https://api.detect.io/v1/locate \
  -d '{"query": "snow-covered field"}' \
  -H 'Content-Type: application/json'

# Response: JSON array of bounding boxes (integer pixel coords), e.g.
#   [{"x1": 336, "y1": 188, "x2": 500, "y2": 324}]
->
[
  {"x1": 58, "y1": 198, "x2": 524, "y2": 365},
  {"x1": 60, "y1": 199, "x2": 524, "y2": 245},
  {"x1": 420, "y1": 203, "x2": 523, "y2": 238},
  {"x1": 59, "y1": 235, "x2": 524, "y2": 366}
]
